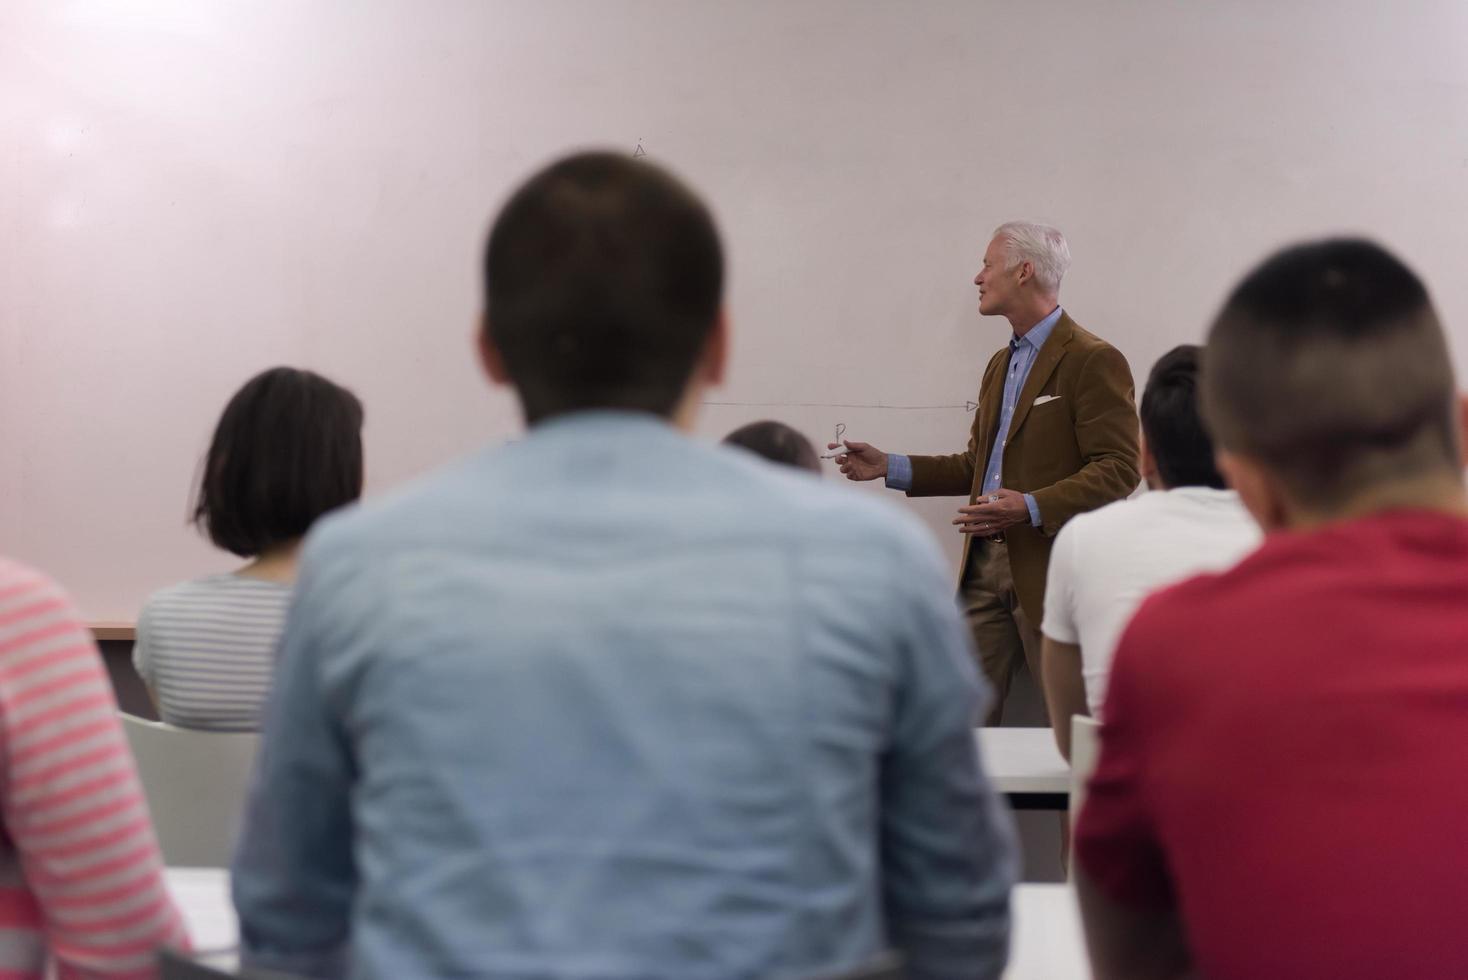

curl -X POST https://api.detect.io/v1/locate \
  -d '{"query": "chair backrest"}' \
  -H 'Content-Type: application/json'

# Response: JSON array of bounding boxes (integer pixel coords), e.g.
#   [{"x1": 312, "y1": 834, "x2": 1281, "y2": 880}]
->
[
  {"x1": 121, "y1": 714, "x2": 260, "y2": 867},
  {"x1": 158, "y1": 950, "x2": 306, "y2": 979},
  {"x1": 158, "y1": 950, "x2": 234, "y2": 979},
  {"x1": 808, "y1": 952, "x2": 904, "y2": 979},
  {"x1": 1069, "y1": 714, "x2": 1102, "y2": 827}
]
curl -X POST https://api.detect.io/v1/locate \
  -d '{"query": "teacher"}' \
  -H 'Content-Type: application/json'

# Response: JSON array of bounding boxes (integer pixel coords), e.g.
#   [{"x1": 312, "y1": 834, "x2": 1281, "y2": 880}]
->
[{"x1": 836, "y1": 222, "x2": 1139, "y2": 724}]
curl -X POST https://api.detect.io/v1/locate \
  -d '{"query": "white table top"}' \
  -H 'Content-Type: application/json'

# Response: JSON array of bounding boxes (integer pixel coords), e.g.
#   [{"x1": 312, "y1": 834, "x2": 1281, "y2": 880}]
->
[
  {"x1": 1006, "y1": 884, "x2": 1088, "y2": 979},
  {"x1": 164, "y1": 869, "x2": 1086, "y2": 978},
  {"x1": 165, "y1": 867, "x2": 238, "y2": 964},
  {"x1": 976, "y1": 727, "x2": 1072, "y2": 796}
]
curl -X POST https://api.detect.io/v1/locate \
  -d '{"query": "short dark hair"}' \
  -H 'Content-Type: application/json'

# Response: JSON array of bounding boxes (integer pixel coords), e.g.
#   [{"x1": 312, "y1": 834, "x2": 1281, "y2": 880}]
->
[
  {"x1": 1203, "y1": 238, "x2": 1459, "y2": 509},
  {"x1": 1140, "y1": 346, "x2": 1225, "y2": 490},
  {"x1": 193, "y1": 367, "x2": 364, "y2": 557},
  {"x1": 483, "y1": 152, "x2": 724, "y2": 424},
  {"x1": 723, "y1": 421, "x2": 821, "y2": 473}
]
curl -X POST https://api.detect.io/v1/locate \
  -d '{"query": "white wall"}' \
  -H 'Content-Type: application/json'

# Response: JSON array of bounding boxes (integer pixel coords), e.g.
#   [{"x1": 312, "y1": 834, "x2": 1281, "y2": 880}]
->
[{"x1": 3, "y1": 0, "x2": 1467, "y2": 618}]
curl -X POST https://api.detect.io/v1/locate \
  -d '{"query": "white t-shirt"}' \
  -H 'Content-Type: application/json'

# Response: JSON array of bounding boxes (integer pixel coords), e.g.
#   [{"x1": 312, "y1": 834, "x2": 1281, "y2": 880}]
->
[{"x1": 1041, "y1": 486, "x2": 1262, "y2": 717}]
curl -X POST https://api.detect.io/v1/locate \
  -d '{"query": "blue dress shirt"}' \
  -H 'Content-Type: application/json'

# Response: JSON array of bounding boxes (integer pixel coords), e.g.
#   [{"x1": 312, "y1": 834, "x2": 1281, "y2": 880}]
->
[
  {"x1": 233, "y1": 412, "x2": 1017, "y2": 980},
  {"x1": 887, "y1": 306, "x2": 1064, "y2": 527}
]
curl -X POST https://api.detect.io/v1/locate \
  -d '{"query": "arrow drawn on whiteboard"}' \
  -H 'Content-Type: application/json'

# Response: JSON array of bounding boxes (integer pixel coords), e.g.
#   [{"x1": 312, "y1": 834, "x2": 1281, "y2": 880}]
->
[
  {"x1": 705, "y1": 399, "x2": 978, "y2": 413},
  {"x1": 632, "y1": 138, "x2": 646, "y2": 158}
]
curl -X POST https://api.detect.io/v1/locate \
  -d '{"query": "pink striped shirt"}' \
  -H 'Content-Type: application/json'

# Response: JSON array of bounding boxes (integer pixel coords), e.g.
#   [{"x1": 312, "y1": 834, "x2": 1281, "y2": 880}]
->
[{"x1": 0, "y1": 559, "x2": 188, "y2": 979}]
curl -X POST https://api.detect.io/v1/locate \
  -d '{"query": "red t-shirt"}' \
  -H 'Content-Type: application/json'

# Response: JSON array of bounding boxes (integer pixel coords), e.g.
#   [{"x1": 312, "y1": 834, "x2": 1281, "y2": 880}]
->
[{"x1": 1074, "y1": 509, "x2": 1468, "y2": 979}]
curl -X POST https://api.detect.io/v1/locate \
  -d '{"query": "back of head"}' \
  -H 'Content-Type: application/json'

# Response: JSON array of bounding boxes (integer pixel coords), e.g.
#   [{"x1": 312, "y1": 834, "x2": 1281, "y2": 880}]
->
[
  {"x1": 722, "y1": 421, "x2": 821, "y2": 474},
  {"x1": 483, "y1": 151, "x2": 724, "y2": 424},
  {"x1": 194, "y1": 367, "x2": 364, "y2": 557},
  {"x1": 1203, "y1": 238, "x2": 1460, "y2": 512},
  {"x1": 1141, "y1": 345, "x2": 1226, "y2": 490}
]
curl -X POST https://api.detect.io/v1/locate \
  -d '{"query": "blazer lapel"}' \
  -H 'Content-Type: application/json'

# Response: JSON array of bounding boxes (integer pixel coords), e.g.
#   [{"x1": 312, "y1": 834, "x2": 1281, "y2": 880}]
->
[{"x1": 1005, "y1": 313, "x2": 1074, "y2": 442}]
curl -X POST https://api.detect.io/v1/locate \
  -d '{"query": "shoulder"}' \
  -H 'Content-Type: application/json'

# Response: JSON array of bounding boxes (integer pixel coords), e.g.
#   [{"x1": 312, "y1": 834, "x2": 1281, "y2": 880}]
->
[
  {"x1": 142, "y1": 573, "x2": 225, "y2": 609},
  {"x1": 144, "y1": 573, "x2": 285, "y2": 612},
  {"x1": 1059, "y1": 315, "x2": 1132, "y2": 370},
  {"x1": 1049, "y1": 495, "x2": 1146, "y2": 587},
  {"x1": 0, "y1": 558, "x2": 71, "y2": 613},
  {"x1": 1057, "y1": 492, "x2": 1149, "y2": 541},
  {"x1": 303, "y1": 449, "x2": 488, "y2": 569},
  {"x1": 1058, "y1": 314, "x2": 1112, "y2": 352},
  {"x1": 0, "y1": 559, "x2": 92, "y2": 662},
  {"x1": 140, "y1": 575, "x2": 290, "y2": 643}
]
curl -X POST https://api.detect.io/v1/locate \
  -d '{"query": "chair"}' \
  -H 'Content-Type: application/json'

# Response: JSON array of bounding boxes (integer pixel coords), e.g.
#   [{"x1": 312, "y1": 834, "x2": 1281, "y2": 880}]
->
[
  {"x1": 809, "y1": 953, "x2": 906, "y2": 979},
  {"x1": 159, "y1": 949, "x2": 306, "y2": 979},
  {"x1": 158, "y1": 950, "x2": 237, "y2": 979},
  {"x1": 1068, "y1": 714, "x2": 1102, "y2": 828},
  {"x1": 120, "y1": 714, "x2": 260, "y2": 867}
]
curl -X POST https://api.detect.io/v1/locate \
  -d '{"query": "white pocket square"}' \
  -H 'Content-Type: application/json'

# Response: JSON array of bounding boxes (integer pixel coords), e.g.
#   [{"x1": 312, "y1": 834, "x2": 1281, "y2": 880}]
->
[{"x1": 1033, "y1": 395, "x2": 1062, "y2": 406}]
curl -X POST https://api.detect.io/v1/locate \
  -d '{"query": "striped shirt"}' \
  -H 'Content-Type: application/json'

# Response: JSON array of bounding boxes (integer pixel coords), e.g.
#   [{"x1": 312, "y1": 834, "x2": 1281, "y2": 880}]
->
[
  {"x1": 0, "y1": 558, "x2": 189, "y2": 979},
  {"x1": 133, "y1": 576, "x2": 290, "y2": 733}
]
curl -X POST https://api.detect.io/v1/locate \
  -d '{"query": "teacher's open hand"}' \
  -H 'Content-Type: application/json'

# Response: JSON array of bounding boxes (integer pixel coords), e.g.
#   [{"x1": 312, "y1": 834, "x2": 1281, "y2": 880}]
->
[{"x1": 954, "y1": 488, "x2": 1030, "y2": 534}]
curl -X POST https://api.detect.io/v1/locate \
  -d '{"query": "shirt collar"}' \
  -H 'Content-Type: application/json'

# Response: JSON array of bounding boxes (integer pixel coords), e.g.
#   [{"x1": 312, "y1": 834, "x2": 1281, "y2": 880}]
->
[{"x1": 1012, "y1": 306, "x2": 1063, "y2": 352}]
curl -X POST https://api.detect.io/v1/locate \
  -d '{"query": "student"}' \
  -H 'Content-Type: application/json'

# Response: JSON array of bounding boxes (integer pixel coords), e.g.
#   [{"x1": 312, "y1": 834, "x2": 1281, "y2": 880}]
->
[
  {"x1": 722, "y1": 419, "x2": 822, "y2": 472},
  {"x1": 1039, "y1": 346, "x2": 1259, "y2": 759},
  {"x1": 1075, "y1": 239, "x2": 1468, "y2": 980},
  {"x1": 233, "y1": 152, "x2": 1017, "y2": 980},
  {"x1": 134, "y1": 367, "x2": 363, "y2": 732},
  {"x1": 0, "y1": 558, "x2": 189, "y2": 976}
]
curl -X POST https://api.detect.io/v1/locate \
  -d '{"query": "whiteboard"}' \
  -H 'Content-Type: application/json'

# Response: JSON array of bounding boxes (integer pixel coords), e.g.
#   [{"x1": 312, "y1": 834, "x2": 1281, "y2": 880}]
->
[{"x1": 4, "y1": 0, "x2": 1468, "y2": 619}]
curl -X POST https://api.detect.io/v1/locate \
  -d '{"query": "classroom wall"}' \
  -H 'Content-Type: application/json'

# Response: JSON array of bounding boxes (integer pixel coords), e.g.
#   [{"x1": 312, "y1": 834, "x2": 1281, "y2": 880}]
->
[{"x1": 4, "y1": 0, "x2": 1467, "y2": 618}]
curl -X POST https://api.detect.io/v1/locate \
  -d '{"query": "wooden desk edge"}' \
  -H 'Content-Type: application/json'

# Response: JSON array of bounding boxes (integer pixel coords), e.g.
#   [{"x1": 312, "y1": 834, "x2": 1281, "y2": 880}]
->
[{"x1": 89, "y1": 623, "x2": 137, "y2": 642}]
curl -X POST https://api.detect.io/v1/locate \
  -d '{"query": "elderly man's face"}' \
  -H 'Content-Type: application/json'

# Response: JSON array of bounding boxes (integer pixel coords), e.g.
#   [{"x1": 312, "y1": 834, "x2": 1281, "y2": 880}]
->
[{"x1": 973, "y1": 236, "x2": 1018, "y2": 318}]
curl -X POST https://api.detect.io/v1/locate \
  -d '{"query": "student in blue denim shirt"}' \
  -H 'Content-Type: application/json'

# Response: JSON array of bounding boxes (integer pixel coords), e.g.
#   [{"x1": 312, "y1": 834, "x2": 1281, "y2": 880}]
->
[{"x1": 232, "y1": 152, "x2": 1017, "y2": 980}]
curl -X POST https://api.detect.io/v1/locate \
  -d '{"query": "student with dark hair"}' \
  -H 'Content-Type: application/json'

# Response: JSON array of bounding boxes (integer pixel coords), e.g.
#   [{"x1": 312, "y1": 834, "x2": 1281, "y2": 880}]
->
[
  {"x1": 723, "y1": 419, "x2": 822, "y2": 472},
  {"x1": 1076, "y1": 241, "x2": 1468, "y2": 980},
  {"x1": 233, "y1": 152, "x2": 1016, "y2": 979},
  {"x1": 134, "y1": 367, "x2": 363, "y2": 731},
  {"x1": 1038, "y1": 345, "x2": 1259, "y2": 758}
]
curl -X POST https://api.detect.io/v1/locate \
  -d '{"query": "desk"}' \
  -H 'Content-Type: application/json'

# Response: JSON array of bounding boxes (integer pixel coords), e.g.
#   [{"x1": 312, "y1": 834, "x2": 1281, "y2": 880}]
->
[
  {"x1": 89, "y1": 622, "x2": 137, "y2": 642},
  {"x1": 163, "y1": 869, "x2": 1087, "y2": 978},
  {"x1": 1006, "y1": 884, "x2": 1087, "y2": 979},
  {"x1": 166, "y1": 867, "x2": 237, "y2": 966},
  {"x1": 976, "y1": 727, "x2": 1071, "y2": 810}
]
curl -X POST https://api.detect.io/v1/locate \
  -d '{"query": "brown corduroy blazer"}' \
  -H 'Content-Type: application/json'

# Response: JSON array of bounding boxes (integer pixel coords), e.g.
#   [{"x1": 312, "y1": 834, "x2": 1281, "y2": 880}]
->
[{"x1": 906, "y1": 312, "x2": 1140, "y2": 624}]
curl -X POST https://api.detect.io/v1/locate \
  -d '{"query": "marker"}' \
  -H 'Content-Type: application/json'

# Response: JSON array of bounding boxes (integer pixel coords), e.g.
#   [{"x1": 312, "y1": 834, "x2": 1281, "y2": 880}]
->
[{"x1": 822, "y1": 423, "x2": 851, "y2": 459}]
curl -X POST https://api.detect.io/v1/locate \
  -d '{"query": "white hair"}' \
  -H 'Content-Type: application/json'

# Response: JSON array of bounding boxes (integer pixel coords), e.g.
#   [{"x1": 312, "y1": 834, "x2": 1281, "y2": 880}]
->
[{"x1": 992, "y1": 221, "x2": 1071, "y2": 296}]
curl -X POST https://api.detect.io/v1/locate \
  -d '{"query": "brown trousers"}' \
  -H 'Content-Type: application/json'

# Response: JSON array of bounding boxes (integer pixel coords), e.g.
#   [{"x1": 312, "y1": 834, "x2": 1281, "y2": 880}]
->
[{"x1": 959, "y1": 539, "x2": 1045, "y2": 727}]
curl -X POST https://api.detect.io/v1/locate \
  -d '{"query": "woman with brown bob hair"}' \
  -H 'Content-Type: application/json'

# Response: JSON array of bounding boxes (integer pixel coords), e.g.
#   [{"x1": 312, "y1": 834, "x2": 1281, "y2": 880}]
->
[{"x1": 134, "y1": 367, "x2": 363, "y2": 731}]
